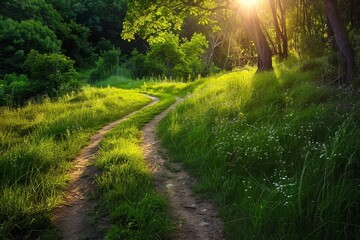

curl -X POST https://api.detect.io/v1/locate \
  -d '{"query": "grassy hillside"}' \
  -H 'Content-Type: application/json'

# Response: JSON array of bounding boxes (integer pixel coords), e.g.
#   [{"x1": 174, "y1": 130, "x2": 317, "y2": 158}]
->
[
  {"x1": 0, "y1": 87, "x2": 151, "y2": 239},
  {"x1": 158, "y1": 60, "x2": 360, "y2": 239}
]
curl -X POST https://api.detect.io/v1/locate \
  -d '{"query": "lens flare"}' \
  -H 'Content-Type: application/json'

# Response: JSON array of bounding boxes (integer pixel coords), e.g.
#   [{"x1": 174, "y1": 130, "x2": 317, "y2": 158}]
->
[{"x1": 238, "y1": 0, "x2": 259, "y2": 7}]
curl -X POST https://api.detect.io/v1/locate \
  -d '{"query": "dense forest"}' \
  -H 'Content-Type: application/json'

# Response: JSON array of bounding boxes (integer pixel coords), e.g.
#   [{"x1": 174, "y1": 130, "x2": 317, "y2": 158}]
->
[{"x1": 1, "y1": 0, "x2": 360, "y2": 239}]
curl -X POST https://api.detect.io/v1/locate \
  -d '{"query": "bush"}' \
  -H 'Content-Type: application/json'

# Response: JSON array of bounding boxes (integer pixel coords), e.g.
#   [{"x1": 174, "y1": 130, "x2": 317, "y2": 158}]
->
[
  {"x1": 0, "y1": 83, "x2": 6, "y2": 106},
  {"x1": 299, "y1": 35, "x2": 325, "y2": 58},
  {"x1": 349, "y1": 29, "x2": 360, "y2": 87},
  {"x1": 180, "y1": 33, "x2": 209, "y2": 78},
  {"x1": 24, "y1": 50, "x2": 80, "y2": 98},
  {"x1": 127, "y1": 33, "x2": 208, "y2": 80},
  {"x1": 0, "y1": 74, "x2": 32, "y2": 106},
  {"x1": 89, "y1": 48, "x2": 121, "y2": 82}
]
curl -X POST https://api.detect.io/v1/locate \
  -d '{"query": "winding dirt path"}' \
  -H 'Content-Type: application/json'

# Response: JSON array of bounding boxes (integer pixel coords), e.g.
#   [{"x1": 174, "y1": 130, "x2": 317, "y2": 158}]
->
[
  {"x1": 52, "y1": 96, "x2": 159, "y2": 240},
  {"x1": 141, "y1": 99, "x2": 224, "y2": 240}
]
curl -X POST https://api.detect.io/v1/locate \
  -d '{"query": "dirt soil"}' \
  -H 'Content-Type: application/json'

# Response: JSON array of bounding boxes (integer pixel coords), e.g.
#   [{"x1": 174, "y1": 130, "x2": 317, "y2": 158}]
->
[
  {"x1": 141, "y1": 99, "x2": 224, "y2": 240},
  {"x1": 52, "y1": 96, "x2": 159, "y2": 240}
]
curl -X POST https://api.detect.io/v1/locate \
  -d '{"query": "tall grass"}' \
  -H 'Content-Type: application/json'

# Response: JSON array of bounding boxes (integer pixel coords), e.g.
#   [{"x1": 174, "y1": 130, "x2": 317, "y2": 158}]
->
[
  {"x1": 95, "y1": 93, "x2": 176, "y2": 239},
  {"x1": 0, "y1": 86, "x2": 151, "y2": 239},
  {"x1": 93, "y1": 75, "x2": 206, "y2": 97},
  {"x1": 158, "y1": 59, "x2": 360, "y2": 239}
]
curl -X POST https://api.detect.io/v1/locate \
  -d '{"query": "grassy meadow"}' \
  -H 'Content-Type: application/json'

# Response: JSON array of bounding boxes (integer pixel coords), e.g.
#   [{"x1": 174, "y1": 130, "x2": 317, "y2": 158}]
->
[
  {"x1": 1, "y1": 57, "x2": 359, "y2": 239},
  {"x1": 158, "y1": 59, "x2": 360, "y2": 239},
  {"x1": 0, "y1": 87, "x2": 151, "y2": 239}
]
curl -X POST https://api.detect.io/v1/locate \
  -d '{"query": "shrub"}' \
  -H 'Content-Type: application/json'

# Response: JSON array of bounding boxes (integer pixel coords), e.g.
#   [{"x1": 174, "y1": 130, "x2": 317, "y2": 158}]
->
[
  {"x1": 299, "y1": 35, "x2": 325, "y2": 58},
  {"x1": 24, "y1": 50, "x2": 80, "y2": 98},
  {"x1": 0, "y1": 83, "x2": 6, "y2": 106},
  {"x1": 89, "y1": 48, "x2": 121, "y2": 82},
  {"x1": 127, "y1": 33, "x2": 209, "y2": 80},
  {"x1": 180, "y1": 33, "x2": 209, "y2": 78},
  {"x1": 2, "y1": 74, "x2": 31, "y2": 106}
]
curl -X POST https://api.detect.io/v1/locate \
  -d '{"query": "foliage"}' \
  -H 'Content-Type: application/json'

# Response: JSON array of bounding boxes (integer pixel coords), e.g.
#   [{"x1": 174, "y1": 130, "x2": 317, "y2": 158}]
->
[
  {"x1": 299, "y1": 35, "x2": 326, "y2": 58},
  {"x1": 158, "y1": 60, "x2": 360, "y2": 239},
  {"x1": 89, "y1": 48, "x2": 121, "y2": 82},
  {"x1": 181, "y1": 33, "x2": 209, "y2": 76},
  {"x1": 349, "y1": 28, "x2": 360, "y2": 82},
  {"x1": 0, "y1": 17, "x2": 61, "y2": 76},
  {"x1": 24, "y1": 50, "x2": 80, "y2": 98},
  {"x1": 58, "y1": 19, "x2": 96, "y2": 67},
  {"x1": 0, "y1": 74, "x2": 31, "y2": 106},
  {"x1": 122, "y1": 0, "x2": 186, "y2": 41},
  {"x1": 127, "y1": 33, "x2": 208, "y2": 80},
  {"x1": 0, "y1": 87, "x2": 151, "y2": 239}
]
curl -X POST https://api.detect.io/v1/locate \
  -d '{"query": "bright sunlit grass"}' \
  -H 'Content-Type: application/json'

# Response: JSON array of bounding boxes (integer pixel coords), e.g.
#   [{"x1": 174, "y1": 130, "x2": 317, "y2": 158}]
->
[
  {"x1": 0, "y1": 87, "x2": 151, "y2": 239},
  {"x1": 158, "y1": 60, "x2": 360, "y2": 240}
]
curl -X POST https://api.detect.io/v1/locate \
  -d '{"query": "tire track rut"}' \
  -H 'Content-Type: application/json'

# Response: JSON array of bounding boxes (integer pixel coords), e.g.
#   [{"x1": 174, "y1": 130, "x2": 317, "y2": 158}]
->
[
  {"x1": 52, "y1": 96, "x2": 159, "y2": 240},
  {"x1": 141, "y1": 99, "x2": 224, "y2": 240}
]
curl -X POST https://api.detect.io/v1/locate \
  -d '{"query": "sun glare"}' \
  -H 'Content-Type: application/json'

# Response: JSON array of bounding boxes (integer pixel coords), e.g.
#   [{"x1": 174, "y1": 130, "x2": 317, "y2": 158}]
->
[{"x1": 238, "y1": 0, "x2": 259, "y2": 8}]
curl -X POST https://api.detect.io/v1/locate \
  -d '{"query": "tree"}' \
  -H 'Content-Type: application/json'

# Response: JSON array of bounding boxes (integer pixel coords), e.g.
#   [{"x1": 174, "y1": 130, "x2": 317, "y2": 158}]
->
[
  {"x1": 123, "y1": 0, "x2": 273, "y2": 72},
  {"x1": 237, "y1": 3, "x2": 273, "y2": 71},
  {"x1": 324, "y1": 0, "x2": 356, "y2": 84},
  {"x1": 0, "y1": 0, "x2": 96, "y2": 67},
  {"x1": 125, "y1": 33, "x2": 208, "y2": 79},
  {"x1": 0, "y1": 18, "x2": 61, "y2": 77},
  {"x1": 269, "y1": 0, "x2": 288, "y2": 59}
]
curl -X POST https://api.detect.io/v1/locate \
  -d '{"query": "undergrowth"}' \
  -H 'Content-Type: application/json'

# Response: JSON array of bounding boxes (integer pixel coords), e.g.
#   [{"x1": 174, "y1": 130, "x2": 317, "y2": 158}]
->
[
  {"x1": 158, "y1": 59, "x2": 360, "y2": 240},
  {"x1": 95, "y1": 93, "x2": 176, "y2": 239},
  {"x1": 0, "y1": 87, "x2": 151, "y2": 239}
]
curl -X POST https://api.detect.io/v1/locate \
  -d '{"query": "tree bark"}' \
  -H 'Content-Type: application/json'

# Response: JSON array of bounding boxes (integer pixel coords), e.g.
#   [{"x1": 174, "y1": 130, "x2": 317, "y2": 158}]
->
[
  {"x1": 239, "y1": 9, "x2": 273, "y2": 71},
  {"x1": 324, "y1": 0, "x2": 356, "y2": 84},
  {"x1": 269, "y1": 0, "x2": 288, "y2": 59}
]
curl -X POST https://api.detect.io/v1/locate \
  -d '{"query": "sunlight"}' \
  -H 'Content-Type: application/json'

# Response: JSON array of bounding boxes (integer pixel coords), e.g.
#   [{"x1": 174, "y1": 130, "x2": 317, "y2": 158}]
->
[{"x1": 238, "y1": 0, "x2": 259, "y2": 8}]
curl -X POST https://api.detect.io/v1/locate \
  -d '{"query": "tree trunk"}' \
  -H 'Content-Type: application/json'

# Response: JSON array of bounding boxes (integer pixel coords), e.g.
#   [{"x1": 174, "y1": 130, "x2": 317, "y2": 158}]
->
[
  {"x1": 269, "y1": 0, "x2": 288, "y2": 59},
  {"x1": 324, "y1": 0, "x2": 356, "y2": 84},
  {"x1": 240, "y1": 10, "x2": 273, "y2": 71},
  {"x1": 326, "y1": 16, "x2": 334, "y2": 38},
  {"x1": 278, "y1": 0, "x2": 288, "y2": 58}
]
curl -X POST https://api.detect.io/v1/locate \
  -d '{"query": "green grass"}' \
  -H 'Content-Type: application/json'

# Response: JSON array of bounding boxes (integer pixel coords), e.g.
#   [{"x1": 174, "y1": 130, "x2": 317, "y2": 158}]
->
[
  {"x1": 95, "y1": 93, "x2": 176, "y2": 239},
  {"x1": 158, "y1": 59, "x2": 360, "y2": 240},
  {"x1": 3, "y1": 61, "x2": 359, "y2": 239},
  {"x1": 0, "y1": 86, "x2": 151, "y2": 239},
  {"x1": 93, "y1": 75, "x2": 205, "y2": 97}
]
